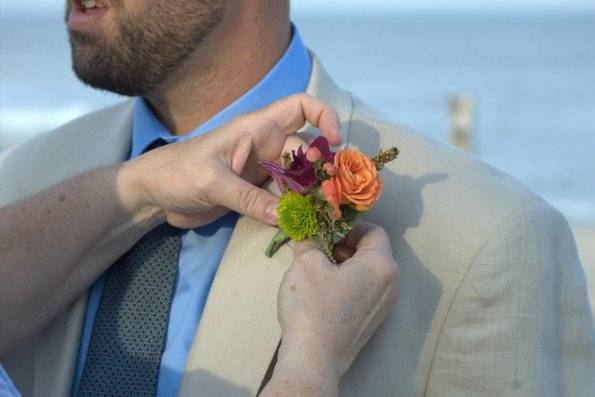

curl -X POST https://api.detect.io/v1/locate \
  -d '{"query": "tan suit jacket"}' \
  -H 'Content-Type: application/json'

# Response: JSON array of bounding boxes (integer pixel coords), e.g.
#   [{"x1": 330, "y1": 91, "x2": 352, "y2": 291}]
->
[{"x1": 1, "y1": 54, "x2": 594, "y2": 396}]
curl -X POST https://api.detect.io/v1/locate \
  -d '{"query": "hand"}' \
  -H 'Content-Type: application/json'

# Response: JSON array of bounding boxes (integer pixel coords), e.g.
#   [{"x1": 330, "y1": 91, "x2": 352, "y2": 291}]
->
[
  {"x1": 264, "y1": 223, "x2": 399, "y2": 396},
  {"x1": 120, "y1": 94, "x2": 341, "y2": 228}
]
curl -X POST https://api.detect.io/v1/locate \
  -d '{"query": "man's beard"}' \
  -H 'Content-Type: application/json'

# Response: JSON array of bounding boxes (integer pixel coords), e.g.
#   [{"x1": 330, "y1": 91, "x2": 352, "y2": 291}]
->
[{"x1": 66, "y1": 0, "x2": 226, "y2": 97}]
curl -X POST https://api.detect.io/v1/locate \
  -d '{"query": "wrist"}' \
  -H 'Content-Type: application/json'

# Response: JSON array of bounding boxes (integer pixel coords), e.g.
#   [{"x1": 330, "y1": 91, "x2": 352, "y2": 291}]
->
[
  {"x1": 268, "y1": 335, "x2": 340, "y2": 396},
  {"x1": 117, "y1": 161, "x2": 165, "y2": 226}
]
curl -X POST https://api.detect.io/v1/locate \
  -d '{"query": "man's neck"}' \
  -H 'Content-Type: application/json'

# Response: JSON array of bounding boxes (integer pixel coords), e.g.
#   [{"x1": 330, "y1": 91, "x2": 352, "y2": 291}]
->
[{"x1": 145, "y1": 5, "x2": 291, "y2": 136}]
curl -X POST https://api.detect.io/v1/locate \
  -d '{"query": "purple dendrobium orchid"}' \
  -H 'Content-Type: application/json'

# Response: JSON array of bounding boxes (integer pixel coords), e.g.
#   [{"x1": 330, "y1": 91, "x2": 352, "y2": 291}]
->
[
  {"x1": 260, "y1": 136, "x2": 334, "y2": 194},
  {"x1": 309, "y1": 136, "x2": 334, "y2": 162},
  {"x1": 259, "y1": 161, "x2": 309, "y2": 193}
]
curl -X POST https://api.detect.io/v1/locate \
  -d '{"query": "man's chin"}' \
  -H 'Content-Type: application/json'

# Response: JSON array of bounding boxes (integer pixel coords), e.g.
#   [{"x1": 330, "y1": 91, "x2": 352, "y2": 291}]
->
[
  {"x1": 72, "y1": 61, "x2": 131, "y2": 97},
  {"x1": 75, "y1": 73, "x2": 141, "y2": 97},
  {"x1": 70, "y1": 42, "x2": 139, "y2": 96}
]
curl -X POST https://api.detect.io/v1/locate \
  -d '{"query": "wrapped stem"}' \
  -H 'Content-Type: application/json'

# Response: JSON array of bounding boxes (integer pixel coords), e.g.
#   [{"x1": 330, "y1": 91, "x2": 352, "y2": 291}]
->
[{"x1": 265, "y1": 229, "x2": 291, "y2": 257}]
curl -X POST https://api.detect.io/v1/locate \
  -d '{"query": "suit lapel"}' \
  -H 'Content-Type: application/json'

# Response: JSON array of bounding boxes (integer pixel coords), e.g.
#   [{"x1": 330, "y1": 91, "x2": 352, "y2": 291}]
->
[
  {"x1": 178, "y1": 53, "x2": 352, "y2": 396},
  {"x1": 177, "y1": 195, "x2": 293, "y2": 396}
]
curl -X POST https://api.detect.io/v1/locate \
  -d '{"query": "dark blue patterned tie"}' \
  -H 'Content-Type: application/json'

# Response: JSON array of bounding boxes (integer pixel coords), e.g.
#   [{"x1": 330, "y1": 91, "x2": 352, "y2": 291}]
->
[{"x1": 77, "y1": 140, "x2": 180, "y2": 396}]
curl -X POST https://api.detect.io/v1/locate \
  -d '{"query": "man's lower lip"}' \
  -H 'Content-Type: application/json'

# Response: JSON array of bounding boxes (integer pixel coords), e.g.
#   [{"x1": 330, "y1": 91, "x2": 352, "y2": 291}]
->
[{"x1": 67, "y1": 7, "x2": 109, "y2": 32}]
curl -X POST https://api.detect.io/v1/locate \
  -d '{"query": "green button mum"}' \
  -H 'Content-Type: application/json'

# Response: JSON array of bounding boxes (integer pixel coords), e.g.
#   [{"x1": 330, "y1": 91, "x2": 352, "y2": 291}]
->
[{"x1": 277, "y1": 191, "x2": 319, "y2": 241}]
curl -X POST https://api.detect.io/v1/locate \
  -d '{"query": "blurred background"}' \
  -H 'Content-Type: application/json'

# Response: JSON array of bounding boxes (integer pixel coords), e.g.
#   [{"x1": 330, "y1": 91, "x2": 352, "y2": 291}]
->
[{"x1": 1, "y1": 1, "x2": 594, "y2": 299}]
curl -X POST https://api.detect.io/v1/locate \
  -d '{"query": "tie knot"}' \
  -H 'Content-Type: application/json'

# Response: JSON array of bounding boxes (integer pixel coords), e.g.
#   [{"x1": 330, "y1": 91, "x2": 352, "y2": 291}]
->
[{"x1": 142, "y1": 138, "x2": 168, "y2": 154}]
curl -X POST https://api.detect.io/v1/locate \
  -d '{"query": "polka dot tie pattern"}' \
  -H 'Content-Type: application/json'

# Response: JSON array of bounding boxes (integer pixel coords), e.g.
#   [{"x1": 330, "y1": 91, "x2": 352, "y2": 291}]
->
[
  {"x1": 77, "y1": 139, "x2": 181, "y2": 396},
  {"x1": 77, "y1": 223, "x2": 181, "y2": 396}
]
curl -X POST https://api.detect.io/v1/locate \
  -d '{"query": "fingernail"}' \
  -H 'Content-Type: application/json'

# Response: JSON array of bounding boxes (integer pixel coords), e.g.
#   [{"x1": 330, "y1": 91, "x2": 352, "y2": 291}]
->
[{"x1": 266, "y1": 203, "x2": 278, "y2": 224}]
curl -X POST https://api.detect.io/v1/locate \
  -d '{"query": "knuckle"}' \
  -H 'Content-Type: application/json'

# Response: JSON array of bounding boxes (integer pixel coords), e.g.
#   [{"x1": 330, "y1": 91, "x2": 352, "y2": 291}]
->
[
  {"x1": 296, "y1": 92, "x2": 310, "y2": 98},
  {"x1": 371, "y1": 224, "x2": 391, "y2": 242},
  {"x1": 293, "y1": 250, "x2": 314, "y2": 265},
  {"x1": 327, "y1": 106, "x2": 339, "y2": 119},
  {"x1": 234, "y1": 116, "x2": 254, "y2": 136},
  {"x1": 239, "y1": 185, "x2": 262, "y2": 213},
  {"x1": 294, "y1": 250, "x2": 325, "y2": 270},
  {"x1": 285, "y1": 93, "x2": 311, "y2": 114},
  {"x1": 227, "y1": 114, "x2": 255, "y2": 139},
  {"x1": 275, "y1": 95, "x2": 296, "y2": 111},
  {"x1": 378, "y1": 260, "x2": 399, "y2": 287},
  {"x1": 290, "y1": 92, "x2": 309, "y2": 103}
]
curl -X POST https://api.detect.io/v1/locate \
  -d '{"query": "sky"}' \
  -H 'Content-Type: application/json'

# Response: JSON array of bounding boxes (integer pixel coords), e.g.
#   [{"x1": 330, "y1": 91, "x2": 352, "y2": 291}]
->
[{"x1": 3, "y1": 0, "x2": 595, "y2": 16}]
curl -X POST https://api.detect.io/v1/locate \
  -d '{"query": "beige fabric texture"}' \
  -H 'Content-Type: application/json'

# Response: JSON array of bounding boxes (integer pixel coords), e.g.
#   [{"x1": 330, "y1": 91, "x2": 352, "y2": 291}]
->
[{"x1": 1, "y1": 53, "x2": 594, "y2": 397}]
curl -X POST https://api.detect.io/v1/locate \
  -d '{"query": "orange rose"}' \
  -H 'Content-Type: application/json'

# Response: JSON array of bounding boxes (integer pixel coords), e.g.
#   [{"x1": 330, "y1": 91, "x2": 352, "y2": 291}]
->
[{"x1": 332, "y1": 148, "x2": 383, "y2": 211}]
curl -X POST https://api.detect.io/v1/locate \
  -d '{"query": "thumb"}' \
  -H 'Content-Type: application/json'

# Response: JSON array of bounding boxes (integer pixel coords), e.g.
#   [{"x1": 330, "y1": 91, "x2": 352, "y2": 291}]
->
[
  {"x1": 216, "y1": 171, "x2": 280, "y2": 225},
  {"x1": 292, "y1": 238, "x2": 322, "y2": 258},
  {"x1": 292, "y1": 238, "x2": 334, "y2": 269}
]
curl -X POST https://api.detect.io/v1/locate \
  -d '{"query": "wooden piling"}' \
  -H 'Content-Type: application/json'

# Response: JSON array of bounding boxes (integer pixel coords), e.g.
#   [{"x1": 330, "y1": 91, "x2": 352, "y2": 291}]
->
[{"x1": 449, "y1": 95, "x2": 474, "y2": 152}]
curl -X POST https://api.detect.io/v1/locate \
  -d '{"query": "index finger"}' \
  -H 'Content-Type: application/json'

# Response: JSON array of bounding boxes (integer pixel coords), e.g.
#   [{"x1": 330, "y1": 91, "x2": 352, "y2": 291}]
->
[{"x1": 244, "y1": 93, "x2": 342, "y2": 147}]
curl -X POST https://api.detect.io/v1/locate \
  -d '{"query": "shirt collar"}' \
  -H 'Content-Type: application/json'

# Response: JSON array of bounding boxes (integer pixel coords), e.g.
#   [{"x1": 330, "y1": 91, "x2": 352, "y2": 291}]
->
[{"x1": 130, "y1": 25, "x2": 311, "y2": 158}]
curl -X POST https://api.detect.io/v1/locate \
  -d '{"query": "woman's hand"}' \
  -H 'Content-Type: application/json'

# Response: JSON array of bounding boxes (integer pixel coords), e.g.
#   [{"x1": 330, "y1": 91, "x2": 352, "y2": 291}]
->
[
  {"x1": 120, "y1": 93, "x2": 341, "y2": 228},
  {"x1": 262, "y1": 223, "x2": 399, "y2": 397}
]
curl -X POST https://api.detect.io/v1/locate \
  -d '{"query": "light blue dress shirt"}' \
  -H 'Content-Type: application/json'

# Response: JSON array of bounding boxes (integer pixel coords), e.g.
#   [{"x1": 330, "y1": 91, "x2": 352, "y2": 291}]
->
[
  {"x1": 71, "y1": 26, "x2": 311, "y2": 396},
  {"x1": 0, "y1": 365, "x2": 20, "y2": 397}
]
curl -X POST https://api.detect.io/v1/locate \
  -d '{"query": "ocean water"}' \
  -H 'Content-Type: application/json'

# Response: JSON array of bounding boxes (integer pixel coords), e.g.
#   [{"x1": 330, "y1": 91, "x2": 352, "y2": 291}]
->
[{"x1": 1, "y1": 13, "x2": 594, "y2": 223}]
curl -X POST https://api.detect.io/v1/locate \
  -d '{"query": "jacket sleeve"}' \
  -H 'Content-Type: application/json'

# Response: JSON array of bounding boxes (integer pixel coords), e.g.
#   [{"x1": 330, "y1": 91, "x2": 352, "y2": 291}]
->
[{"x1": 426, "y1": 201, "x2": 595, "y2": 396}]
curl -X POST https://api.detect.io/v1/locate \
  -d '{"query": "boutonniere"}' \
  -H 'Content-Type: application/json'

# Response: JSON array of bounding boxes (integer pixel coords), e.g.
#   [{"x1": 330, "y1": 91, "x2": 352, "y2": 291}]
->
[{"x1": 260, "y1": 137, "x2": 399, "y2": 262}]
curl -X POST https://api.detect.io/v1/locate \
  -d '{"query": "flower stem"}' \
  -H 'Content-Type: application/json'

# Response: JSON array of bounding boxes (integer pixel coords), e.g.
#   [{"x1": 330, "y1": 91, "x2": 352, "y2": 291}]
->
[{"x1": 265, "y1": 229, "x2": 291, "y2": 257}]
